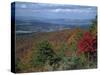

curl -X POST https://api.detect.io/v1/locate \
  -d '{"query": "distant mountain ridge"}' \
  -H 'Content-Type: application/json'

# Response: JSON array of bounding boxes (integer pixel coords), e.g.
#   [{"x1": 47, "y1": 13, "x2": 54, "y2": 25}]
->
[{"x1": 16, "y1": 19, "x2": 91, "y2": 34}]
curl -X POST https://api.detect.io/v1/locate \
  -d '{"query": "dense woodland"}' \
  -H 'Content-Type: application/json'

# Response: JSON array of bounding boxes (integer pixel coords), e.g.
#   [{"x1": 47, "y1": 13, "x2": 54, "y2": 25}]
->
[{"x1": 15, "y1": 17, "x2": 97, "y2": 73}]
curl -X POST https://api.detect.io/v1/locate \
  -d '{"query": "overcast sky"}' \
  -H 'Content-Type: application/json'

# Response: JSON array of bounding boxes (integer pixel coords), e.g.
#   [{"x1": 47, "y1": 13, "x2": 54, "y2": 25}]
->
[{"x1": 14, "y1": 2, "x2": 97, "y2": 20}]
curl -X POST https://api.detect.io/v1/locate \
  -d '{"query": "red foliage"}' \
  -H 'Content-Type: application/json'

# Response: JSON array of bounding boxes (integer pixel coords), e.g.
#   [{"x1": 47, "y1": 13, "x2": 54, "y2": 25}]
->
[{"x1": 77, "y1": 32, "x2": 97, "y2": 54}]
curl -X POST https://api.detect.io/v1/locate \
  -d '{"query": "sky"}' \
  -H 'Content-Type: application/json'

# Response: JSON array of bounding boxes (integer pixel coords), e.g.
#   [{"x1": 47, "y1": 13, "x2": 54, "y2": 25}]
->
[{"x1": 13, "y1": 2, "x2": 97, "y2": 21}]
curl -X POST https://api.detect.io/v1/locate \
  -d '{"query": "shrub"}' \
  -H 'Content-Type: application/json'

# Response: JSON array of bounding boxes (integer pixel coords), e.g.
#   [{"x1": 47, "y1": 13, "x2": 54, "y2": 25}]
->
[
  {"x1": 56, "y1": 43, "x2": 68, "y2": 70},
  {"x1": 16, "y1": 58, "x2": 29, "y2": 72},
  {"x1": 77, "y1": 32, "x2": 97, "y2": 53},
  {"x1": 58, "y1": 43, "x2": 67, "y2": 58},
  {"x1": 77, "y1": 32, "x2": 97, "y2": 68},
  {"x1": 89, "y1": 16, "x2": 97, "y2": 35},
  {"x1": 70, "y1": 40, "x2": 77, "y2": 51},
  {"x1": 31, "y1": 40, "x2": 55, "y2": 67}
]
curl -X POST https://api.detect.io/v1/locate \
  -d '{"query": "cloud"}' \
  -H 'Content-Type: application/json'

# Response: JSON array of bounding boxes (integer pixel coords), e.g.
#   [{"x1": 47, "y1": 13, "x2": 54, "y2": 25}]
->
[
  {"x1": 50, "y1": 8, "x2": 94, "y2": 13},
  {"x1": 31, "y1": 8, "x2": 94, "y2": 13},
  {"x1": 51, "y1": 9, "x2": 71, "y2": 12},
  {"x1": 20, "y1": 4, "x2": 27, "y2": 8}
]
